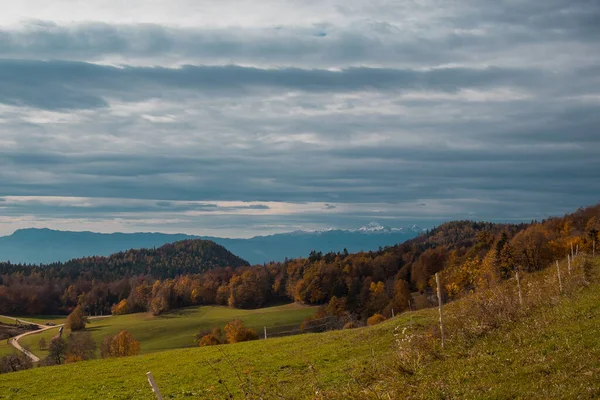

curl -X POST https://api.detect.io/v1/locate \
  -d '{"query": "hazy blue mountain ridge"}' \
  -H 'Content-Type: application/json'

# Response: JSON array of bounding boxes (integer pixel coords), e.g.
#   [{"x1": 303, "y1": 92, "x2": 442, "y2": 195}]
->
[{"x1": 0, "y1": 223, "x2": 423, "y2": 265}]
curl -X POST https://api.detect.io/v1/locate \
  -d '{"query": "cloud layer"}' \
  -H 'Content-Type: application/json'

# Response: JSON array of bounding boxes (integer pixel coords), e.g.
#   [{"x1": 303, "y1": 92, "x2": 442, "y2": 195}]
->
[{"x1": 0, "y1": 0, "x2": 599, "y2": 236}]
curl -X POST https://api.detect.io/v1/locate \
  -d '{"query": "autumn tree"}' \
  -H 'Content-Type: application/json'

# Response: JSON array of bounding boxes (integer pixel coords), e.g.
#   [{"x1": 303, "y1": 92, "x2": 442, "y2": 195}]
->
[
  {"x1": 223, "y1": 320, "x2": 258, "y2": 343},
  {"x1": 149, "y1": 281, "x2": 170, "y2": 316},
  {"x1": 197, "y1": 327, "x2": 225, "y2": 347},
  {"x1": 111, "y1": 299, "x2": 129, "y2": 315},
  {"x1": 101, "y1": 330, "x2": 140, "y2": 358},
  {"x1": 66, "y1": 305, "x2": 88, "y2": 331},
  {"x1": 389, "y1": 279, "x2": 411, "y2": 314},
  {"x1": 65, "y1": 332, "x2": 97, "y2": 363},
  {"x1": 367, "y1": 313, "x2": 386, "y2": 326}
]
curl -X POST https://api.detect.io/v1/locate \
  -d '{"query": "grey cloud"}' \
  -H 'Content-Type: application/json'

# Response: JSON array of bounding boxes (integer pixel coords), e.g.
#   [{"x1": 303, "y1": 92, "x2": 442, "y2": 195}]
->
[
  {"x1": 0, "y1": 0, "x2": 598, "y2": 236},
  {"x1": 0, "y1": 1, "x2": 598, "y2": 66},
  {"x1": 0, "y1": 198, "x2": 270, "y2": 216},
  {"x1": 0, "y1": 59, "x2": 545, "y2": 110}
]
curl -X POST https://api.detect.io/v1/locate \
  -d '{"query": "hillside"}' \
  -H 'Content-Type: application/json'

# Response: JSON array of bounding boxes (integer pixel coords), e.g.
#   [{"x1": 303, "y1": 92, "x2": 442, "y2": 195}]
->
[
  {"x1": 0, "y1": 224, "x2": 420, "y2": 265},
  {"x1": 1, "y1": 255, "x2": 598, "y2": 399},
  {"x1": 16, "y1": 303, "x2": 317, "y2": 360},
  {"x1": 1, "y1": 204, "x2": 598, "y2": 318},
  {"x1": 0, "y1": 239, "x2": 249, "y2": 280}
]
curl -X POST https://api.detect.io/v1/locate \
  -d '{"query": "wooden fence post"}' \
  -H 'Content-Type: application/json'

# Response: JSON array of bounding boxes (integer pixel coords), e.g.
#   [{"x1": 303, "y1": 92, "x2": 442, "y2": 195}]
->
[
  {"x1": 576, "y1": 245, "x2": 579, "y2": 257},
  {"x1": 571, "y1": 243, "x2": 574, "y2": 259},
  {"x1": 264, "y1": 326, "x2": 267, "y2": 340},
  {"x1": 556, "y1": 260, "x2": 563, "y2": 293},
  {"x1": 435, "y1": 273, "x2": 445, "y2": 349},
  {"x1": 515, "y1": 270, "x2": 523, "y2": 306},
  {"x1": 567, "y1": 254, "x2": 571, "y2": 275},
  {"x1": 391, "y1": 308, "x2": 395, "y2": 318},
  {"x1": 147, "y1": 372, "x2": 163, "y2": 400}
]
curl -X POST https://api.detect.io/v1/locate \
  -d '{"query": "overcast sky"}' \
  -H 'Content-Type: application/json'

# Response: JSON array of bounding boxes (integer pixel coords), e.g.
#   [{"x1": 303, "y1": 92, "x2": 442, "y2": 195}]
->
[{"x1": 0, "y1": 0, "x2": 599, "y2": 237}]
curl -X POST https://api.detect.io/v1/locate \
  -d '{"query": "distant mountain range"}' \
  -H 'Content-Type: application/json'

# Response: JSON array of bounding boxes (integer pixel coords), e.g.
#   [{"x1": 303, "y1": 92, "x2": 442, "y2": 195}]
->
[{"x1": 0, "y1": 222, "x2": 424, "y2": 265}]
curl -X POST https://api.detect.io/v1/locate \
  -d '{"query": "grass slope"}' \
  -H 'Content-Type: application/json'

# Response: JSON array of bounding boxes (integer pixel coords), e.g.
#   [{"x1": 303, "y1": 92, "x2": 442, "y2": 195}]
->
[
  {"x1": 1, "y1": 258, "x2": 599, "y2": 399},
  {"x1": 0, "y1": 309, "x2": 431, "y2": 400},
  {"x1": 16, "y1": 303, "x2": 317, "y2": 360},
  {"x1": 0, "y1": 342, "x2": 14, "y2": 358},
  {"x1": 0, "y1": 316, "x2": 65, "y2": 357}
]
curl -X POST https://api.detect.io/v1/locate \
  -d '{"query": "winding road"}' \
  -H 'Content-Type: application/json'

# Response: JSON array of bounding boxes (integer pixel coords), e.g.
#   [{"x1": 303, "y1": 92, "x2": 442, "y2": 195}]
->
[{"x1": 2, "y1": 315, "x2": 110, "y2": 362}]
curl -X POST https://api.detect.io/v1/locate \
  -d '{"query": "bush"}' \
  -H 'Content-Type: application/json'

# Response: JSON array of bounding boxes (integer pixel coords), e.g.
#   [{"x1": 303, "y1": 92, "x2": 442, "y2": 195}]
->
[
  {"x1": 367, "y1": 313, "x2": 386, "y2": 326},
  {"x1": 343, "y1": 322, "x2": 357, "y2": 329},
  {"x1": 224, "y1": 320, "x2": 258, "y2": 343},
  {"x1": 67, "y1": 332, "x2": 97, "y2": 361},
  {"x1": 100, "y1": 330, "x2": 140, "y2": 358},
  {"x1": 111, "y1": 299, "x2": 129, "y2": 315},
  {"x1": 0, "y1": 353, "x2": 32, "y2": 374},
  {"x1": 198, "y1": 328, "x2": 225, "y2": 347}
]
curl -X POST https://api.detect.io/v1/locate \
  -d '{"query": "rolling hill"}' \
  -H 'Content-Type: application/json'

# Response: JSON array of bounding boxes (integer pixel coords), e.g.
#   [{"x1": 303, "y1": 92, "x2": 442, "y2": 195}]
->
[
  {"x1": 1, "y1": 239, "x2": 250, "y2": 281},
  {"x1": 14, "y1": 303, "x2": 317, "y2": 360},
  {"x1": 0, "y1": 223, "x2": 422, "y2": 265},
  {"x1": 1, "y1": 255, "x2": 598, "y2": 399}
]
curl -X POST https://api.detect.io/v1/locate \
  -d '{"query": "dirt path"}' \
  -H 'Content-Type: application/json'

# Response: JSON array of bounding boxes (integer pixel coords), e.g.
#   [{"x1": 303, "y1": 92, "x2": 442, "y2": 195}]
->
[{"x1": 1, "y1": 315, "x2": 111, "y2": 362}]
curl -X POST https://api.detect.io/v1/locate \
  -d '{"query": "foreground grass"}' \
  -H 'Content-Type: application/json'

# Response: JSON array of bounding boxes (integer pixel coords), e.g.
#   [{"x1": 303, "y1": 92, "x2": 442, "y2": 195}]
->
[
  {"x1": 0, "y1": 309, "x2": 433, "y2": 399},
  {"x1": 1, "y1": 258, "x2": 599, "y2": 399},
  {"x1": 17, "y1": 303, "x2": 317, "y2": 360}
]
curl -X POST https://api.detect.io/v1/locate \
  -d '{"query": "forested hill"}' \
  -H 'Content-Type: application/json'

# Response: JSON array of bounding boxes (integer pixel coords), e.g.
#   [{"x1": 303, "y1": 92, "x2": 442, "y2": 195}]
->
[
  {"x1": 0, "y1": 239, "x2": 249, "y2": 281},
  {"x1": 1, "y1": 204, "x2": 598, "y2": 317}
]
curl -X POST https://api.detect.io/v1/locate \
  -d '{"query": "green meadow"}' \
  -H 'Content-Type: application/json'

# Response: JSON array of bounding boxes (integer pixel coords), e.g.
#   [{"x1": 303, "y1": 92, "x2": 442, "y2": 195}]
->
[
  {"x1": 16, "y1": 303, "x2": 317, "y2": 360},
  {"x1": 1, "y1": 258, "x2": 599, "y2": 399}
]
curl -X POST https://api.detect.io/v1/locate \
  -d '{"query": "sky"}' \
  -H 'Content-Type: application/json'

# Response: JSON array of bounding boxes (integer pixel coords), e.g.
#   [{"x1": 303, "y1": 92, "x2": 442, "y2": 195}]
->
[{"x1": 0, "y1": 0, "x2": 599, "y2": 237}]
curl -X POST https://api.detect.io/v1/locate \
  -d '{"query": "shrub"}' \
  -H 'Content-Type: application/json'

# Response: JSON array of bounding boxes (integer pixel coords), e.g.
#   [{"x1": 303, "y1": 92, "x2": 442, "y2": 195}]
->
[
  {"x1": 343, "y1": 322, "x2": 357, "y2": 329},
  {"x1": 67, "y1": 332, "x2": 97, "y2": 361},
  {"x1": 367, "y1": 313, "x2": 386, "y2": 326},
  {"x1": 111, "y1": 299, "x2": 129, "y2": 315},
  {"x1": 0, "y1": 353, "x2": 32, "y2": 374},
  {"x1": 100, "y1": 330, "x2": 140, "y2": 358},
  {"x1": 394, "y1": 326, "x2": 438, "y2": 375},
  {"x1": 198, "y1": 328, "x2": 225, "y2": 347},
  {"x1": 224, "y1": 320, "x2": 258, "y2": 344}
]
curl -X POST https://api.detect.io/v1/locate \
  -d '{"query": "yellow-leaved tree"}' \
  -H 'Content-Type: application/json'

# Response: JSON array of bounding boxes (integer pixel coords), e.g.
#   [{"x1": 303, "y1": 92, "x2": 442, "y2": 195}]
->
[{"x1": 100, "y1": 330, "x2": 140, "y2": 358}]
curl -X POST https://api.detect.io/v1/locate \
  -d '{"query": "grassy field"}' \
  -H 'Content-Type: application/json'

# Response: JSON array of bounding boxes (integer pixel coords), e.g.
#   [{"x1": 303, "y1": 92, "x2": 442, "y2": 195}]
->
[
  {"x1": 1, "y1": 257, "x2": 599, "y2": 399},
  {"x1": 0, "y1": 316, "x2": 66, "y2": 326},
  {"x1": 0, "y1": 316, "x2": 65, "y2": 358},
  {"x1": 0, "y1": 308, "x2": 431, "y2": 400},
  {"x1": 0, "y1": 341, "x2": 16, "y2": 358},
  {"x1": 16, "y1": 303, "x2": 317, "y2": 360}
]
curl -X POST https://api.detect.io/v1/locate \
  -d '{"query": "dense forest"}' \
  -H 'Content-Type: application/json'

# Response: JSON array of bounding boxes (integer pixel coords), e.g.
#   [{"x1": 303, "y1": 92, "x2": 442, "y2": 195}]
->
[{"x1": 1, "y1": 204, "x2": 598, "y2": 321}]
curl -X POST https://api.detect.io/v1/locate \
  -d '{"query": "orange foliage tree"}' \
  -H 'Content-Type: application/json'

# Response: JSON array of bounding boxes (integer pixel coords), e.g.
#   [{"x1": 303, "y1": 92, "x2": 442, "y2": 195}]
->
[
  {"x1": 223, "y1": 320, "x2": 258, "y2": 343},
  {"x1": 101, "y1": 330, "x2": 140, "y2": 358}
]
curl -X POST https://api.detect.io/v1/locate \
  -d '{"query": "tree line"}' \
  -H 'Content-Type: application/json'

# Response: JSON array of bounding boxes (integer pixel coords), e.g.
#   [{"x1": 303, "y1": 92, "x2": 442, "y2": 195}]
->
[{"x1": 0, "y1": 205, "x2": 598, "y2": 324}]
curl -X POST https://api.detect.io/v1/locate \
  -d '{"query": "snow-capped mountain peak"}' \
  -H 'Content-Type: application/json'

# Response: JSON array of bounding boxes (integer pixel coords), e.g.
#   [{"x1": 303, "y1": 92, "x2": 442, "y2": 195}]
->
[{"x1": 358, "y1": 221, "x2": 393, "y2": 233}]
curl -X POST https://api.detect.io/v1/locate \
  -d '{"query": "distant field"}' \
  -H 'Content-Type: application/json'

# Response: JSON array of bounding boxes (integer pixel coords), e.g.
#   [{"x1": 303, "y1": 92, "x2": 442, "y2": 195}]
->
[
  {"x1": 1, "y1": 308, "x2": 426, "y2": 400},
  {"x1": 16, "y1": 303, "x2": 317, "y2": 360},
  {"x1": 0, "y1": 316, "x2": 66, "y2": 359},
  {"x1": 0, "y1": 341, "x2": 15, "y2": 358},
  {"x1": 0, "y1": 316, "x2": 66, "y2": 326}
]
